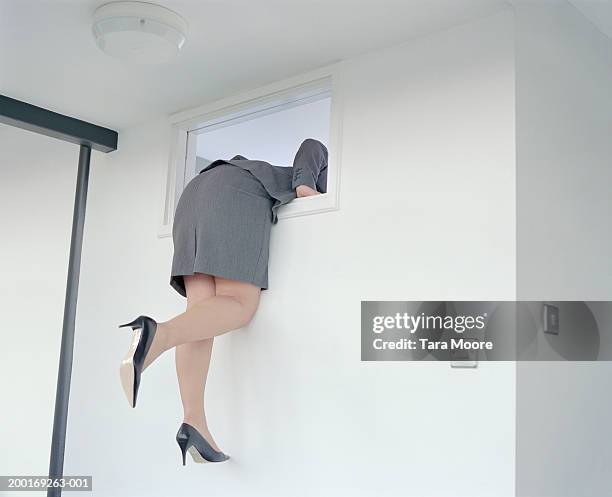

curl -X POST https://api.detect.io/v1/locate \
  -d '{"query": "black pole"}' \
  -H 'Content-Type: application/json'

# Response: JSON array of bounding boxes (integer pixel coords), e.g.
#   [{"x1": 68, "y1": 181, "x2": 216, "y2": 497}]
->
[{"x1": 47, "y1": 144, "x2": 92, "y2": 497}]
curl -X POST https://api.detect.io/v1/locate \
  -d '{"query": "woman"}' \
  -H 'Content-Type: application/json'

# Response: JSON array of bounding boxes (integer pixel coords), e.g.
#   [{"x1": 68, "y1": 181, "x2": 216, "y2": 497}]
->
[{"x1": 118, "y1": 138, "x2": 328, "y2": 465}]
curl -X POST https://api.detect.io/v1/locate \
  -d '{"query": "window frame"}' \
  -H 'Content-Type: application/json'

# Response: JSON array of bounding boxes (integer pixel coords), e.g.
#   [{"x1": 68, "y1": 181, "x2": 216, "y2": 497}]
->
[{"x1": 158, "y1": 62, "x2": 344, "y2": 238}]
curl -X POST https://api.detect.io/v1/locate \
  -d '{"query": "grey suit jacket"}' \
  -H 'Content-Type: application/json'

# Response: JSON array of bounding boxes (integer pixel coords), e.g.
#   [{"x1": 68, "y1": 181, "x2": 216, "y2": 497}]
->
[{"x1": 198, "y1": 138, "x2": 328, "y2": 224}]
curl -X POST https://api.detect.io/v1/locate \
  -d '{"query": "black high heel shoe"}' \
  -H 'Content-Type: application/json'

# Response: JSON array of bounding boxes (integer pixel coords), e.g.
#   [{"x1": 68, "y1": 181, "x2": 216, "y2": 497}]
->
[
  {"x1": 118, "y1": 315, "x2": 157, "y2": 408},
  {"x1": 176, "y1": 423, "x2": 230, "y2": 465}
]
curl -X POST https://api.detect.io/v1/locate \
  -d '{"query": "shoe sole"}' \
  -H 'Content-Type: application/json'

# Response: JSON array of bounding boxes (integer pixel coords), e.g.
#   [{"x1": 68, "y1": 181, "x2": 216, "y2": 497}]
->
[
  {"x1": 188, "y1": 446, "x2": 208, "y2": 464},
  {"x1": 119, "y1": 328, "x2": 141, "y2": 408}
]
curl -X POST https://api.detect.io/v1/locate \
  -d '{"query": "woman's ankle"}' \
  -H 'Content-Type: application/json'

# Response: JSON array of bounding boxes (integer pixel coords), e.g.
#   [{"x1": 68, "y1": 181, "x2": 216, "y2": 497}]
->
[
  {"x1": 182, "y1": 416, "x2": 220, "y2": 451},
  {"x1": 183, "y1": 414, "x2": 206, "y2": 431}
]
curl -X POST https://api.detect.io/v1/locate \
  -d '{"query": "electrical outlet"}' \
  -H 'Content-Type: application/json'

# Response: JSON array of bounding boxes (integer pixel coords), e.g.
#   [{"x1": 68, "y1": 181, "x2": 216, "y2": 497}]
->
[
  {"x1": 543, "y1": 304, "x2": 559, "y2": 335},
  {"x1": 450, "y1": 343, "x2": 478, "y2": 368}
]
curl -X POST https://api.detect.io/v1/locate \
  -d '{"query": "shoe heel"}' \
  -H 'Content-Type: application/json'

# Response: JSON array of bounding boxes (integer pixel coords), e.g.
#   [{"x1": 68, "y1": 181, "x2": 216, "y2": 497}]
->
[
  {"x1": 177, "y1": 437, "x2": 190, "y2": 466},
  {"x1": 118, "y1": 316, "x2": 143, "y2": 329}
]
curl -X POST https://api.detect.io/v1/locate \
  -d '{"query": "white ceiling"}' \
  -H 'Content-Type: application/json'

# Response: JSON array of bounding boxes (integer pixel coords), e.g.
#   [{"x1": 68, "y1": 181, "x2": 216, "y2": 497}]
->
[{"x1": 0, "y1": 0, "x2": 511, "y2": 130}]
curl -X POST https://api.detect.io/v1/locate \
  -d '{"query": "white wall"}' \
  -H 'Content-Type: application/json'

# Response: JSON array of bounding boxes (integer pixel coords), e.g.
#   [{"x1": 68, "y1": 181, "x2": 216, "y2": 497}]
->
[
  {"x1": 514, "y1": 2, "x2": 612, "y2": 496},
  {"x1": 515, "y1": 1, "x2": 612, "y2": 300},
  {"x1": 1, "y1": 9, "x2": 516, "y2": 497},
  {"x1": 0, "y1": 125, "x2": 81, "y2": 486}
]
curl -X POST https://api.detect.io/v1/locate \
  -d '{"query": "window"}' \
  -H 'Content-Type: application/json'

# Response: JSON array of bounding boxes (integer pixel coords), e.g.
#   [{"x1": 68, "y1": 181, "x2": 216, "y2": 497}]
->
[
  {"x1": 192, "y1": 95, "x2": 331, "y2": 187},
  {"x1": 159, "y1": 62, "x2": 343, "y2": 237}
]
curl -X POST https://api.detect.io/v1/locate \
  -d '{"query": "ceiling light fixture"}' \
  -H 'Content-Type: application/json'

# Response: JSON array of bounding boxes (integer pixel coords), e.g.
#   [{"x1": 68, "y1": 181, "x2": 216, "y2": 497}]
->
[{"x1": 92, "y1": 1, "x2": 188, "y2": 64}]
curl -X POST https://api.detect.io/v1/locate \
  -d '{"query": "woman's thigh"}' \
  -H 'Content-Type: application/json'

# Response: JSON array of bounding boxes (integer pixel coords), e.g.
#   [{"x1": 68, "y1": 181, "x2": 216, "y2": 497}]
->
[{"x1": 184, "y1": 272, "x2": 216, "y2": 309}]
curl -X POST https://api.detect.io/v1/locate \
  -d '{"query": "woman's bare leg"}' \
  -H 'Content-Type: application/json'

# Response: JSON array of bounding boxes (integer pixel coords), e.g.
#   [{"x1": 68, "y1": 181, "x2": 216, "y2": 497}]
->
[
  {"x1": 142, "y1": 275, "x2": 261, "y2": 370},
  {"x1": 174, "y1": 273, "x2": 220, "y2": 451}
]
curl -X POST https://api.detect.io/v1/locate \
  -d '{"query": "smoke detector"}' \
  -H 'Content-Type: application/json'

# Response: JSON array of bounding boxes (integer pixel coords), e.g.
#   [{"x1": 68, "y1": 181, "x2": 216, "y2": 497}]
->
[{"x1": 93, "y1": 1, "x2": 188, "y2": 64}]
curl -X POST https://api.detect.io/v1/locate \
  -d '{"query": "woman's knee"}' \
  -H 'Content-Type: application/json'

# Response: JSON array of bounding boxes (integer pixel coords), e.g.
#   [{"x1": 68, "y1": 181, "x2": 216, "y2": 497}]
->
[
  {"x1": 214, "y1": 276, "x2": 261, "y2": 327},
  {"x1": 238, "y1": 300, "x2": 258, "y2": 326},
  {"x1": 225, "y1": 294, "x2": 259, "y2": 328}
]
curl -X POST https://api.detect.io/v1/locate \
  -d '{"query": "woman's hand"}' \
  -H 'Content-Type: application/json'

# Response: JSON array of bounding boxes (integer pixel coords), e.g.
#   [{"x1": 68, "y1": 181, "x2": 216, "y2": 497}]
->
[{"x1": 296, "y1": 185, "x2": 320, "y2": 198}]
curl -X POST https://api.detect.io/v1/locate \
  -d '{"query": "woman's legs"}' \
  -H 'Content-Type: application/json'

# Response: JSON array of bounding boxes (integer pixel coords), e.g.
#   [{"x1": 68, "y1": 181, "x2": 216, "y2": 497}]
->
[
  {"x1": 142, "y1": 274, "x2": 261, "y2": 371},
  {"x1": 174, "y1": 273, "x2": 218, "y2": 450},
  {"x1": 142, "y1": 273, "x2": 260, "y2": 451}
]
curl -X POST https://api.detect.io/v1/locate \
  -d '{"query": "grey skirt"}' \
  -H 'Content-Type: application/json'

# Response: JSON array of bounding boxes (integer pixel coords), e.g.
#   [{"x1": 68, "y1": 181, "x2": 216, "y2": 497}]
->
[{"x1": 170, "y1": 164, "x2": 274, "y2": 298}]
